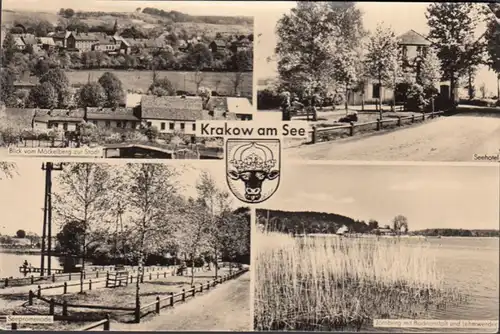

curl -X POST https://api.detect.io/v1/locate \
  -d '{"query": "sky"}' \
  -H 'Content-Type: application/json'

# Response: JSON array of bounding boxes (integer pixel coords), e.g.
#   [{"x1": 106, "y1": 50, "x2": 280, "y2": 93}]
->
[
  {"x1": 255, "y1": 2, "x2": 498, "y2": 96},
  {"x1": 262, "y1": 164, "x2": 500, "y2": 231},
  {"x1": 0, "y1": 159, "x2": 228, "y2": 236}
]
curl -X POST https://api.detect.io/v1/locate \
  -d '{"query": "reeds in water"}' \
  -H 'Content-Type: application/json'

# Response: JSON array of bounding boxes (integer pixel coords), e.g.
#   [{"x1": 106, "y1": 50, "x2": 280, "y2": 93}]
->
[{"x1": 254, "y1": 231, "x2": 466, "y2": 331}]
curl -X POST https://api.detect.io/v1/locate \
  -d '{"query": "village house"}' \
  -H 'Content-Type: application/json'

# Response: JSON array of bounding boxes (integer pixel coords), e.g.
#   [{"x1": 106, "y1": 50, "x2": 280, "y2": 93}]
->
[
  {"x1": 37, "y1": 37, "x2": 56, "y2": 52},
  {"x1": 209, "y1": 39, "x2": 227, "y2": 53},
  {"x1": 230, "y1": 38, "x2": 251, "y2": 53},
  {"x1": 85, "y1": 107, "x2": 140, "y2": 129},
  {"x1": 12, "y1": 36, "x2": 26, "y2": 50},
  {"x1": 66, "y1": 32, "x2": 99, "y2": 52},
  {"x1": 33, "y1": 109, "x2": 86, "y2": 131},
  {"x1": 48, "y1": 31, "x2": 72, "y2": 48}
]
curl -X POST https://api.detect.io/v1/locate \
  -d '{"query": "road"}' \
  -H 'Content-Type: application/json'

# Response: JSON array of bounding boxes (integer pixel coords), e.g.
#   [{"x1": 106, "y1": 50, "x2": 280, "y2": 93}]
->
[
  {"x1": 285, "y1": 115, "x2": 500, "y2": 161},
  {"x1": 113, "y1": 272, "x2": 251, "y2": 331}
]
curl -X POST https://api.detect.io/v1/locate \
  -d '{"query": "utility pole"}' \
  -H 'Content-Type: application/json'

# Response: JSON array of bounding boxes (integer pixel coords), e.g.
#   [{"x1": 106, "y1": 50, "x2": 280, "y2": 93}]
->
[{"x1": 41, "y1": 162, "x2": 64, "y2": 276}]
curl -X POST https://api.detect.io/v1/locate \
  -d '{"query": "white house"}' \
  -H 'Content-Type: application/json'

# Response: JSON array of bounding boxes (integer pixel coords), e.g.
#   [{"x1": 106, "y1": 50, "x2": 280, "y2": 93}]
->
[
  {"x1": 86, "y1": 107, "x2": 140, "y2": 129},
  {"x1": 33, "y1": 109, "x2": 85, "y2": 131},
  {"x1": 336, "y1": 225, "x2": 349, "y2": 235}
]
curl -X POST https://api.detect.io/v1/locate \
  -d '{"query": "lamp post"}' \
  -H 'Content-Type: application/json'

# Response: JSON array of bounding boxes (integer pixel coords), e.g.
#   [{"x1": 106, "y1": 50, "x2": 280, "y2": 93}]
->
[{"x1": 40, "y1": 162, "x2": 64, "y2": 276}]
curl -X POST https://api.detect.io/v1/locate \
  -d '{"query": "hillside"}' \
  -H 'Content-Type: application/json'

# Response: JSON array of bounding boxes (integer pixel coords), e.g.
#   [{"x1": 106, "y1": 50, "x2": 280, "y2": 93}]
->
[
  {"x1": 256, "y1": 209, "x2": 371, "y2": 234},
  {"x1": 1, "y1": 8, "x2": 253, "y2": 37}
]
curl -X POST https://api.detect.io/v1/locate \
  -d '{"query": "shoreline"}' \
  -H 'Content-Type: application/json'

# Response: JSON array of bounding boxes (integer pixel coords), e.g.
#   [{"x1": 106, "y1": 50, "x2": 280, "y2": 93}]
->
[{"x1": 0, "y1": 248, "x2": 43, "y2": 255}]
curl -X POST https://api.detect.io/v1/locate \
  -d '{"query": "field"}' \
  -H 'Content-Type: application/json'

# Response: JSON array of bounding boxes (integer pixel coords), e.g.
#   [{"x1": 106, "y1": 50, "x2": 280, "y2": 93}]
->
[
  {"x1": 66, "y1": 70, "x2": 253, "y2": 97},
  {"x1": 254, "y1": 231, "x2": 466, "y2": 331},
  {"x1": 1, "y1": 10, "x2": 253, "y2": 37}
]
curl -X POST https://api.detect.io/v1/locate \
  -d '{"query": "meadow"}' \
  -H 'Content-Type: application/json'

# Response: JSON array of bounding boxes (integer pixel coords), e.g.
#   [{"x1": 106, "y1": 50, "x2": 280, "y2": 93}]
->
[
  {"x1": 254, "y1": 231, "x2": 467, "y2": 332},
  {"x1": 66, "y1": 70, "x2": 253, "y2": 97}
]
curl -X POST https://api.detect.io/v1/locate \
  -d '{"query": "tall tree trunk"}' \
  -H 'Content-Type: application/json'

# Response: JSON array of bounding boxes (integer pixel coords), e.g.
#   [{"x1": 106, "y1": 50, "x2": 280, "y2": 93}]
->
[
  {"x1": 190, "y1": 253, "x2": 195, "y2": 286},
  {"x1": 214, "y1": 247, "x2": 218, "y2": 279},
  {"x1": 345, "y1": 82, "x2": 348, "y2": 114},
  {"x1": 497, "y1": 74, "x2": 499, "y2": 100},
  {"x1": 378, "y1": 75, "x2": 383, "y2": 119},
  {"x1": 450, "y1": 72, "x2": 456, "y2": 111}
]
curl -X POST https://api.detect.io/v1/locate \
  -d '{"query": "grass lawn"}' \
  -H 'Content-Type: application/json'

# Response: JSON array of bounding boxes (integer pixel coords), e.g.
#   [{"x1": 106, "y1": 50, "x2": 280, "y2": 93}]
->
[
  {"x1": 2, "y1": 268, "x2": 234, "y2": 331},
  {"x1": 66, "y1": 70, "x2": 253, "y2": 97}
]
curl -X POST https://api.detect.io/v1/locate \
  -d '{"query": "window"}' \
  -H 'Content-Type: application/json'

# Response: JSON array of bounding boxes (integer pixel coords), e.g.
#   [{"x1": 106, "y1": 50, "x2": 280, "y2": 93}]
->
[
  {"x1": 169, "y1": 123, "x2": 174, "y2": 130},
  {"x1": 52, "y1": 123, "x2": 59, "y2": 129},
  {"x1": 105, "y1": 121, "x2": 111, "y2": 128},
  {"x1": 116, "y1": 121, "x2": 122, "y2": 128},
  {"x1": 417, "y1": 46, "x2": 422, "y2": 56},
  {"x1": 147, "y1": 122, "x2": 152, "y2": 127},
  {"x1": 122, "y1": 121, "x2": 127, "y2": 128},
  {"x1": 401, "y1": 45, "x2": 408, "y2": 58},
  {"x1": 372, "y1": 84, "x2": 381, "y2": 99},
  {"x1": 63, "y1": 123, "x2": 68, "y2": 131},
  {"x1": 192, "y1": 123, "x2": 196, "y2": 131},
  {"x1": 180, "y1": 123, "x2": 185, "y2": 130},
  {"x1": 161, "y1": 122, "x2": 166, "y2": 130},
  {"x1": 131, "y1": 121, "x2": 136, "y2": 129}
]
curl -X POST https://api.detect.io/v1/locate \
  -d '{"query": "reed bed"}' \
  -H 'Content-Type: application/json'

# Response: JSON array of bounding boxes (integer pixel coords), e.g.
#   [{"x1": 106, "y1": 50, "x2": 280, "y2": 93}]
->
[{"x1": 254, "y1": 232, "x2": 466, "y2": 331}]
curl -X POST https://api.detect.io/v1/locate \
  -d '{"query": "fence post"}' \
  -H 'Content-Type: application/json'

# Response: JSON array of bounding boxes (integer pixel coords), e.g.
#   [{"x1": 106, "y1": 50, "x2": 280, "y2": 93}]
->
[
  {"x1": 422, "y1": 112, "x2": 425, "y2": 121},
  {"x1": 141, "y1": 274, "x2": 144, "y2": 283},
  {"x1": 106, "y1": 272, "x2": 109, "y2": 288},
  {"x1": 4, "y1": 278, "x2": 7, "y2": 288},
  {"x1": 37, "y1": 285, "x2": 41, "y2": 298},
  {"x1": 156, "y1": 296, "x2": 160, "y2": 314},
  {"x1": 104, "y1": 314, "x2": 110, "y2": 331},
  {"x1": 376, "y1": 118, "x2": 381, "y2": 131},
  {"x1": 96, "y1": 272, "x2": 99, "y2": 279},
  {"x1": 49, "y1": 298, "x2": 55, "y2": 315},
  {"x1": 134, "y1": 303, "x2": 141, "y2": 324},
  {"x1": 62, "y1": 300, "x2": 68, "y2": 316},
  {"x1": 311, "y1": 126, "x2": 317, "y2": 144},
  {"x1": 397, "y1": 116, "x2": 402, "y2": 126},
  {"x1": 411, "y1": 114, "x2": 415, "y2": 123},
  {"x1": 89, "y1": 279, "x2": 92, "y2": 291},
  {"x1": 192, "y1": 286, "x2": 196, "y2": 297},
  {"x1": 52, "y1": 274, "x2": 55, "y2": 283},
  {"x1": 207, "y1": 280, "x2": 210, "y2": 290},
  {"x1": 182, "y1": 289, "x2": 186, "y2": 302},
  {"x1": 63, "y1": 282, "x2": 67, "y2": 294},
  {"x1": 169, "y1": 292, "x2": 174, "y2": 307},
  {"x1": 349, "y1": 122, "x2": 354, "y2": 136},
  {"x1": 28, "y1": 290, "x2": 33, "y2": 305},
  {"x1": 69, "y1": 272, "x2": 72, "y2": 281},
  {"x1": 31, "y1": 275, "x2": 34, "y2": 285}
]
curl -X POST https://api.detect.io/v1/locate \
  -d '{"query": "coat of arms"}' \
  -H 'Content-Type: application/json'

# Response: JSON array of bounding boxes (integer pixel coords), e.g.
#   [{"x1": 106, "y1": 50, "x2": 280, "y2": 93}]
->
[{"x1": 226, "y1": 139, "x2": 281, "y2": 204}]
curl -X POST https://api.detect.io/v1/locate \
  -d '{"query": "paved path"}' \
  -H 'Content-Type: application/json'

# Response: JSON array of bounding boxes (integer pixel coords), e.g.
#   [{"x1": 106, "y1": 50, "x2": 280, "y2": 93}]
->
[
  {"x1": 285, "y1": 115, "x2": 500, "y2": 162},
  {"x1": 113, "y1": 272, "x2": 251, "y2": 331}
]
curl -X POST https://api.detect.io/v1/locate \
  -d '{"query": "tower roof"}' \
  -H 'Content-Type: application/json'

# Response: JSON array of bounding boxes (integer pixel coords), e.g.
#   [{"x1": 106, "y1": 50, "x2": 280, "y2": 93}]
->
[{"x1": 398, "y1": 30, "x2": 431, "y2": 46}]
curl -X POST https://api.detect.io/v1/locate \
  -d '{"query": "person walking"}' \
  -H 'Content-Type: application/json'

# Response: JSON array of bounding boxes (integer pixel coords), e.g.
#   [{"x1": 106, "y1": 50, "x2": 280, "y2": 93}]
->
[{"x1": 281, "y1": 91, "x2": 291, "y2": 121}]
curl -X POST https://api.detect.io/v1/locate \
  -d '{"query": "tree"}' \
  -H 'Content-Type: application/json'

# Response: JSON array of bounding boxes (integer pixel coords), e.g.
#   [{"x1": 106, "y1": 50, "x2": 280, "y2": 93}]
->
[
  {"x1": 479, "y1": 83, "x2": 487, "y2": 99},
  {"x1": 56, "y1": 220, "x2": 85, "y2": 255},
  {"x1": 0, "y1": 163, "x2": 17, "y2": 180},
  {"x1": 16, "y1": 229, "x2": 26, "y2": 238},
  {"x1": 40, "y1": 68, "x2": 71, "y2": 108},
  {"x1": 485, "y1": 6, "x2": 500, "y2": 98},
  {"x1": 98, "y1": 72, "x2": 125, "y2": 108},
  {"x1": 186, "y1": 43, "x2": 213, "y2": 71},
  {"x1": 368, "y1": 219, "x2": 379, "y2": 230},
  {"x1": 64, "y1": 8, "x2": 75, "y2": 19},
  {"x1": 426, "y1": 3, "x2": 486, "y2": 107},
  {"x1": 78, "y1": 82, "x2": 106, "y2": 108},
  {"x1": 419, "y1": 48, "x2": 442, "y2": 89},
  {"x1": 54, "y1": 163, "x2": 112, "y2": 273},
  {"x1": 28, "y1": 82, "x2": 58, "y2": 109},
  {"x1": 0, "y1": 69, "x2": 17, "y2": 107},
  {"x1": 122, "y1": 164, "x2": 179, "y2": 311},
  {"x1": 364, "y1": 23, "x2": 399, "y2": 116},
  {"x1": 2, "y1": 33, "x2": 18, "y2": 65},
  {"x1": 148, "y1": 77, "x2": 176, "y2": 96},
  {"x1": 275, "y1": 2, "x2": 341, "y2": 101},
  {"x1": 392, "y1": 214, "x2": 409, "y2": 236}
]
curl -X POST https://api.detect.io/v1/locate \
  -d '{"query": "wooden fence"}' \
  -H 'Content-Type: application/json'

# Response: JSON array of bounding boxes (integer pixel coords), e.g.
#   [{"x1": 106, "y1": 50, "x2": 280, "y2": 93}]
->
[
  {"x1": 1, "y1": 265, "x2": 173, "y2": 289},
  {"x1": 310, "y1": 111, "x2": 445, "y2": 144},
  {"x1": 78, "y1": 315, "x2": 111, "y2": 331}
]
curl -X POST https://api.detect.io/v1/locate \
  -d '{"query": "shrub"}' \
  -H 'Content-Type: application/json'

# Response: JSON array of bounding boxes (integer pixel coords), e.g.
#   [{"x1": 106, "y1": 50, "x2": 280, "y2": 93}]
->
[{"x1": 257, "y1": 89, "x2": 282, "y2": 110}]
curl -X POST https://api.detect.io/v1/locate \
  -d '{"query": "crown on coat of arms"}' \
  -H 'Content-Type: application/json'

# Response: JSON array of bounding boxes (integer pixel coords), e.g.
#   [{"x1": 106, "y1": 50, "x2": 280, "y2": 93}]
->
[{"x1": 229, "y1": 142, "x2": 276, "y2": 173}]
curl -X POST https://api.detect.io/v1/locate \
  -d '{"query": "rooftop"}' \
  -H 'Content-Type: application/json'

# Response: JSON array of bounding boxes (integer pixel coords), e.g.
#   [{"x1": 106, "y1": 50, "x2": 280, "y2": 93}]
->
[
  {"x1": 141, "y1": 96, "x2": 204, "y2": 120},
  {"x1": 398, "y1": 30, "x2": 431, "y2": 46},
  {"x1": 86, "y1": 107, "x2": 139, "y2": 121},
  {"x1": 33, "y1": 109, "x2": 85, "y2": 123}
]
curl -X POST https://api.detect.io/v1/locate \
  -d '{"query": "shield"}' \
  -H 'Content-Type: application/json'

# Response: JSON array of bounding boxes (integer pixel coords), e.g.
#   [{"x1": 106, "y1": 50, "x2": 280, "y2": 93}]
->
[{"x1": 226, "y1": 139, "x2": 281, "y2": 204}]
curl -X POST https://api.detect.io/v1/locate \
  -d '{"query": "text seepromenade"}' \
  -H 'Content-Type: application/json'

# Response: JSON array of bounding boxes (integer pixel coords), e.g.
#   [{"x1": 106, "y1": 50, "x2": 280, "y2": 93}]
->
[
  {"x1": 373, "y1": 319, "x2": 499, "y2": 329},
  {"x1": 196, "y1": 121, "x2": 309, "y2": 138},
  {"x1": 8, "y1": 147, "x2": 103, "y2": 157}
]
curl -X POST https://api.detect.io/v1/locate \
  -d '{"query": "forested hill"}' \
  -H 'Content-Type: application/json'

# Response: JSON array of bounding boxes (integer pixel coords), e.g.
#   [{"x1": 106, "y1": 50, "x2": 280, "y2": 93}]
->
[
  {"x1": 141, "y1": 8, "x2": 253, "y2": 25},
  {"x1": 256, "y1": 209, "x2": 370, "y2": 234},
  {"x1": 412, "y1": 229, "x2": 500, "y2": 237}
]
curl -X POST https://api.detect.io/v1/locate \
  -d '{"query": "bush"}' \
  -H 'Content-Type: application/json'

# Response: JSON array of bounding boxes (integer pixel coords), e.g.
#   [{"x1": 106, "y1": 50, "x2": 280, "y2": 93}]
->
[
  {"x1": 185, "y1": 257, "x2": 205, "y2": 268},
  {"x1": 338, "y1": 113, "x2": 358, "y2": 123},
  {"x1": 257, "y1": 89, "x2": 282, "y2": 110}
]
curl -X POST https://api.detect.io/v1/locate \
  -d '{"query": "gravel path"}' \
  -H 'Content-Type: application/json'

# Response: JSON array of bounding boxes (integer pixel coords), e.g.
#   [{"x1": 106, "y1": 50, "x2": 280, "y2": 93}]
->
[
  {"x1": 113, "y1": 271, "x2": 251, "y2": 331},
  {"x1": 285, "y1": 115, "x2": 500, "y2": 162}
]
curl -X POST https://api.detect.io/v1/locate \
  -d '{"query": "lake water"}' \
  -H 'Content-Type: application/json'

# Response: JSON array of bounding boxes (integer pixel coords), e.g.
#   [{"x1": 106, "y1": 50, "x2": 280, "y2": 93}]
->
[{"x1": 0, "y1": 252, "x2": 63, "y2": 278}]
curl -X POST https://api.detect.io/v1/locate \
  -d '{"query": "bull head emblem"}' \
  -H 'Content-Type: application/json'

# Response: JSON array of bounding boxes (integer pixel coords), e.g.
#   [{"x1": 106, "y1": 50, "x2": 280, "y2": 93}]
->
[{"x1": 226, "y1": 140, "x2": 281, "y2": 203}]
